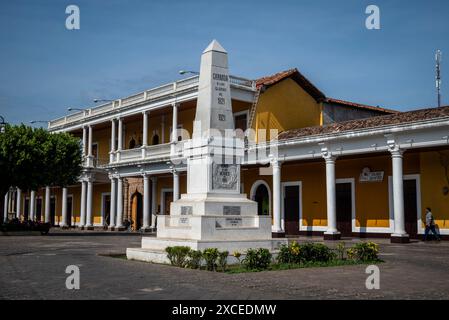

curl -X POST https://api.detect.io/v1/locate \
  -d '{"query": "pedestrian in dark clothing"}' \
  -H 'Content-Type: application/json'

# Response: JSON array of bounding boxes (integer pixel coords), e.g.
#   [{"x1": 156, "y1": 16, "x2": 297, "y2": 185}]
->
[{"x1": 424, "y1": 207, "x2": 441, "y2": 241}]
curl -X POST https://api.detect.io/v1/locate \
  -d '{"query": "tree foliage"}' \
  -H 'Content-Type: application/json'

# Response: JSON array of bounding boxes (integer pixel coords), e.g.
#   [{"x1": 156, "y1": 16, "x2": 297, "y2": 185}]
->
[{"x1": 0, "y1": 124, "x2": 82, "y2": 196}]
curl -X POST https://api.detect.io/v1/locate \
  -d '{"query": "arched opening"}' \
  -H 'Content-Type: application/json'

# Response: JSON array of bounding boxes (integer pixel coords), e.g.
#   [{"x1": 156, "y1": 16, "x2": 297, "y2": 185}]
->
[
  {"x1": 250, "y1": 180, "x2": 271, "y2": 216},
  {"x1": 131, "y1": 192, "x2": 143, "y2": 231}
]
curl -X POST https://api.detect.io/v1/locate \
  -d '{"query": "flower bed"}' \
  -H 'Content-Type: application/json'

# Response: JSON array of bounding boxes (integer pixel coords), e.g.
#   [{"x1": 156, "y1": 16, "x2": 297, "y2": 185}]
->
[
  {"x1": 0, "y1": 219, "x2": 51, "y2": 235},
  {"x1": 163, "y1": 241, "x2": 382, "y2": 273}
]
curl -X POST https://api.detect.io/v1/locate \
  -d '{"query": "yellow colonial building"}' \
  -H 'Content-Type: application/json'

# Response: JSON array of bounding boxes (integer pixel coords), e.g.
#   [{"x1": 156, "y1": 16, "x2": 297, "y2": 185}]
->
[{"x1": 4, "y1": 67, "x2": 449, "y2": 243}]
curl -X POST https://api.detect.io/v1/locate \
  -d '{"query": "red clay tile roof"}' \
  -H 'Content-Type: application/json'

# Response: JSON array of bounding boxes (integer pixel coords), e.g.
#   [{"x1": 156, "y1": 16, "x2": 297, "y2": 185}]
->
[
  {"x1": 277, "y1": 106, "x2": 449, "y2": 141},
  {"x1": 256, "y1": 68, "x2": 326, "y2": 102},
  {"x1": 326, "y1": 98, "x2": 399, "y2": 114}
]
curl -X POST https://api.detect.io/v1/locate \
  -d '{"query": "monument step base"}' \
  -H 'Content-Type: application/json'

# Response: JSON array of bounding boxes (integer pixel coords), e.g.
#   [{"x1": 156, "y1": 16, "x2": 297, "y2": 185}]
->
[
  {"x1": 127, "y1": 238, "x2": 287, "y2": 265},
  {"x1": 140, "y1": 237, "x2": 287, "y2": 253}
]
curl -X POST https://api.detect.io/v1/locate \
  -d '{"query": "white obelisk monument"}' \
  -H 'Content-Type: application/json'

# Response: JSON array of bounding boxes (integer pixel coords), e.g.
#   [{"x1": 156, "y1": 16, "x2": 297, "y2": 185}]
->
[{"x1": 127, "y1": 40, "x2": 284, "y2": 263}]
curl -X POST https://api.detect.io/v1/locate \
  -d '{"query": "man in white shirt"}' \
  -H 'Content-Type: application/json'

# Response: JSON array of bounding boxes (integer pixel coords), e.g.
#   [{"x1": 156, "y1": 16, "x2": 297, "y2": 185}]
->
[{"x1": 424, "y1": 207, "x2": 441, "y2": 241}]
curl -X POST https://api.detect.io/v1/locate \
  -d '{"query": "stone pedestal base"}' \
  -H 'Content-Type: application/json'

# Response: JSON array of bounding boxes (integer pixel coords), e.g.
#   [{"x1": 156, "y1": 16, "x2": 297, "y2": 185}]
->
[
  {"x1": 323, "y1": 232, "x2": 341, "y2": 240},
  {"x1": 390, "y1": 234, "x2": 410, "y2": 243},
  {"x1": 126, "y1": 237, "x2": 288, "y2": 265}
]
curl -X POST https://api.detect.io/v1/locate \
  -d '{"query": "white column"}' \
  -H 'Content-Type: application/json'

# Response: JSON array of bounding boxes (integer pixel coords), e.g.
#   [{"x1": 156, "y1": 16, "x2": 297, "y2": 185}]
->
[
  {"x1": 391, "y1": 148, "x2": 408, "y2": 240},
  {"x1": 173, "y1": 170, "x2": 180, "y2": 201},
  {"x1": 323, "y1": 154, "x2": 340, "y2": 239},
  {"x1": 3, "y1": 193, "x2": 8, "y2": 222},
  {"x1": 117, "y1": 118, "x2": 123, "y2": 161},
  {"x1": 86, "y1": 179, "x2": 94, "y2": 229},
  {"x1": 151, "y1": 177, "x2": 157, "y2": 228},
  {"x1": 16, "y1": 188, "x2": 22, "y2": 220},
  {"x1": 272, "y1": 160, "x2": 283, "y2": 233},
  {"x1": 87, "y1": 125, "x2": 93, "y2": 167},
  {"x1": 109, "y1": 177, "x2": 116, "y2": 229},
  {"x1": 61, "y1": 187, "x2": 68, "y2": 228},
  {"x1": 171, "y1": 103, "x2": 178, "y2": 154},
  {"x1": 82, "y1": 126, "x2": 87, "y2": 158},
  {"x1": 116, "y1": 177, "x2": 124, "y2": 229},
  {"x1": 29, "y1": 190, "x2": 36, "y2": 221},
  {"x1": 142, "y1": 112, "x2": 149, "y2": 159},
  {"x1": 44, "y1": 186, "x2": 51, "y2": 224},
  {"x1": 142, "y1": 174, "x2": 150, "y2": 230},
  {"x1": 110, "y1": 119, "x2": 116, "y2": 163},
  {"x1": 80, "y1": 181, "x2": 87, "y2": 227}
]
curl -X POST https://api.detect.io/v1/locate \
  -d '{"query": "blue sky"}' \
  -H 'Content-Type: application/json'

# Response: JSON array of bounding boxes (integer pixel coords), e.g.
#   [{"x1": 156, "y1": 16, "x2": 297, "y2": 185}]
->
[{"x1": 0, "y1": 0, "x2": 448, "y2": 126}]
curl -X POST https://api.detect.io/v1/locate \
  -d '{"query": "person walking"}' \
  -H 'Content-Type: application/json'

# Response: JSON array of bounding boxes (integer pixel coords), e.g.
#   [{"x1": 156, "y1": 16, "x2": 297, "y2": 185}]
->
[{"x1": 424, "y1": 207, "x2": 441, "y2": 241}]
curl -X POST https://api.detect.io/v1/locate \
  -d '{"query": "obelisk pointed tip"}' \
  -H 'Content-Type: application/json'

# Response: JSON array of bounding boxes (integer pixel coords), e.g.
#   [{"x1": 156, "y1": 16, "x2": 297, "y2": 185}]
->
[{"x1": 203, "y1": 39, "x2": 227, "y2": 54}]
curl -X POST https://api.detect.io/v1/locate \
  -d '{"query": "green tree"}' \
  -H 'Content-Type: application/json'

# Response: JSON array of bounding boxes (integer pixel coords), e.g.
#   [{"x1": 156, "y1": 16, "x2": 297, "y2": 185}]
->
[{"x1": 0, "y1": 124, "x2": 82, "y2": 197}]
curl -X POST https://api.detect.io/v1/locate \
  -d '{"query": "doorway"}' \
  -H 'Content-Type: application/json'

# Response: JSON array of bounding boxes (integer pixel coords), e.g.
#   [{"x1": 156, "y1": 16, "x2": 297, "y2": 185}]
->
[
  {"x1": 161, "y1": 190, "x2": 173, "y2": 215},
  {"x1": 336, "y1": 181, "x2": 353, "y2": 237},
  {"x1": 254, "y1": 184, "x2": 270, "y2": 216},
  {"x1": 102, "y1": 194, "x2": 111, "y2": 227},
  {"x1": 24, "y1": 198, "x2": 29, "y2": 220},
  {"x1": 282, "y1": 182, "x2": 301, "y2": 235},
  {"x1": 131, "y1": 192, "x2": 143, "y2": 230},
  {"x1": 403, "y1": 179, "x2": 418, "y2": 238},
  {"x1": 67, "y1": 195, "x2": 73, "y2": 227},
  {"x1": 36, "y1": 198, "x2": 42, "y2": 221},
  {"x1": 50, "y1": 196, "x2": 56, "y2": 226}
]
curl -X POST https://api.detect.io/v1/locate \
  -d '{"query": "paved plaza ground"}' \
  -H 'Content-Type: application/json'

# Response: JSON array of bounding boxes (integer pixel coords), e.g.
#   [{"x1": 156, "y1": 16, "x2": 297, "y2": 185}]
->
[{"x1": 1, "y1": 230, "x2": 449, "y2": 300}]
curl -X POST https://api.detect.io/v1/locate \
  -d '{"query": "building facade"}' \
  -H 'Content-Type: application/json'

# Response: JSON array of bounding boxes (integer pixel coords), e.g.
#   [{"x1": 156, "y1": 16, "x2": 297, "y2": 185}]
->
[{"x1": 3, "y1": 68, "x2": 449, "y2": 242}]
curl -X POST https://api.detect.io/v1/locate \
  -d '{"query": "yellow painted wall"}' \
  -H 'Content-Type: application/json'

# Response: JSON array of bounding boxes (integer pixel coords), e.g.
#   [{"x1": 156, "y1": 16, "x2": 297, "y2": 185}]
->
[
  {"x1": 254, "y1": 78, "x2": 321, "y2": 141},
  {"x1": 242, "y1": 153, "x2": 421, "y2": 230},
  {"x1": 420, "y1": 149, "x2": 449, "y2": 229},
  {"x1": 91, "y1": 127, "x2": 110, "y2": 163}
]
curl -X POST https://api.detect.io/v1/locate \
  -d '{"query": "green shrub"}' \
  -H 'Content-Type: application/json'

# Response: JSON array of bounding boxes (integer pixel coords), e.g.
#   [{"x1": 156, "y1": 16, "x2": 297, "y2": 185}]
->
[
  {"x1": 300, "y1": 243, "x2": 336, "y2": 262},
  {"x1": 347, "y1": 242, "x2": 379, "y2": 261},
  {"x1": 217, "y1": 251, "x2": 229, "y2": 272},
  {"x1": 187, "y1": 249, "x2": 203, "y2": 269},
  {"x1": 336, "y1": 241, "x2": 346, "y2": 260},
  {"x1": 165, "y1": 246, "x2": 191, "y2": 267},
  {"x1": 277, "y1": 241, "x2": 301, "y2": 264},
  {"x1": 233, "y1": 251, "x2": 242, "y2": 264},
  {"x1": 203, "y1": 248, "x2": 219, "y2": 271},
  {"x1": 242, "y1": 248, "x2": 272, "y2": 270}
]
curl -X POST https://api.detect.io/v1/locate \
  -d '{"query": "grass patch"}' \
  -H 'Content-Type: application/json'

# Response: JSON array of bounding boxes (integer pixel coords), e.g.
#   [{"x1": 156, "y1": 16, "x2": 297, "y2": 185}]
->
[{"x1": 225, "y1": 259, "x2": 383, "y2": 274}]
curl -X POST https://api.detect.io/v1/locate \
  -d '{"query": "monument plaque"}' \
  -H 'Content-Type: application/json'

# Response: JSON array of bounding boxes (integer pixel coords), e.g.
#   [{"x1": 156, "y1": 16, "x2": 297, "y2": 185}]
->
[
  {"x1": 223, "y1": 206, "x2": 241, "y2": 215},
  {"x1": 225, "y1": 217, "x2": 243, "y2": 227},
  {"x1": 212, "y1": 164, "x2": 239, "y2": 190},
  {"x1": 181, "y1": 206, "x2": 192, "y2": 215}
]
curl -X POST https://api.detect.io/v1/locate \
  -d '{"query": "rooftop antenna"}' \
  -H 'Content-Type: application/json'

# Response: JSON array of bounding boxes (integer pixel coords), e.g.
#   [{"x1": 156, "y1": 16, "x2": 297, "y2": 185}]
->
[{"x1": 436, "y1": 49, "x2": 442, "y2": 107}]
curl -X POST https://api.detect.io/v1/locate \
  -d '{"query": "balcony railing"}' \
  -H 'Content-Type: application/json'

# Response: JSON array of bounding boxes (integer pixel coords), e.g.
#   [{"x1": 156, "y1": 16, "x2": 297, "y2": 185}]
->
[
  {"x1": 48, "y1": 75, "x2": 256, "y2": 130},
  {"x1": 101, "y1": 142, "x2": 182, "y2": 167}
]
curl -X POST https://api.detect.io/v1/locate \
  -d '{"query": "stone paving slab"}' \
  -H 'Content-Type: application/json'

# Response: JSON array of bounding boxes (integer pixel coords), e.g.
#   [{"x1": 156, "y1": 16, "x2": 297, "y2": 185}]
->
[{"x1": 1, "y1": 233, "x2": 448, "y2": 299}]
